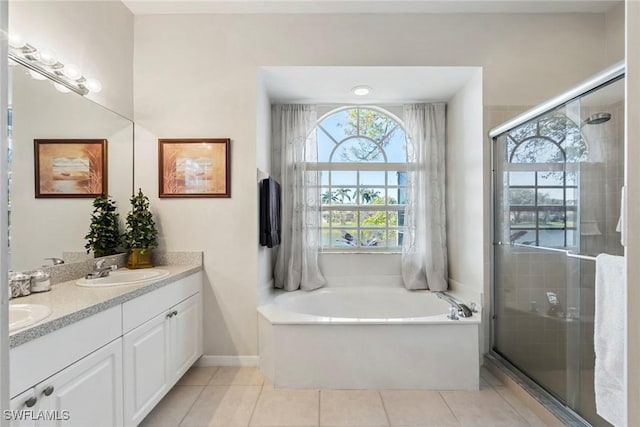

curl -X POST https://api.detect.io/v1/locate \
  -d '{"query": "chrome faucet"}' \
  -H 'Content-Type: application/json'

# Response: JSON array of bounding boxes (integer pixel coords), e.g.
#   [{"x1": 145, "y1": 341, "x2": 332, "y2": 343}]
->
[
  {"x1": 85, "y1": 259, "x2": 117, "y2": 280},
  {"x1": 436, "y1": 292, "x2": 474, "y2": 319}
]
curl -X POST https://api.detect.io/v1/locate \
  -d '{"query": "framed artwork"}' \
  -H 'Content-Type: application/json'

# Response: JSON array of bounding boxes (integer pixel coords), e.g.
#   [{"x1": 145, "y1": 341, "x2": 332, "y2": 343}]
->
[
  {"x1": 34, "y1": 139, "x2": 108, "y2": 198},
  {"x1": 158, "y1": 138, "x2": 231, "y2": 198}
]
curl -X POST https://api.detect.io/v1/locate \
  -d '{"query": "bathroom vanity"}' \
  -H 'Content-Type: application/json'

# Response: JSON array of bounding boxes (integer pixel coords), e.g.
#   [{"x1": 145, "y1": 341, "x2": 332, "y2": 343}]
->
[{"x1": 8, "y1": 264, "x2": 202, "y2": 427}]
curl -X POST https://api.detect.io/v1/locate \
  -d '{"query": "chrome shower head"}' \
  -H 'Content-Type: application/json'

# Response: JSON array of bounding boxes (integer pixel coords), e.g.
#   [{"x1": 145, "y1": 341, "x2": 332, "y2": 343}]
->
[{"x1": 584, "y1": 112, "x2": 611, "y2": 125}]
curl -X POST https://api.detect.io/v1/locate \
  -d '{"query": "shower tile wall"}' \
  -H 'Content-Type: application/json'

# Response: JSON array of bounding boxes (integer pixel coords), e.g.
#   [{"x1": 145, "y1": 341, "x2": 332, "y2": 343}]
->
[{"x1": 495, "y1": 247, "x2": 569, "y2": 400}]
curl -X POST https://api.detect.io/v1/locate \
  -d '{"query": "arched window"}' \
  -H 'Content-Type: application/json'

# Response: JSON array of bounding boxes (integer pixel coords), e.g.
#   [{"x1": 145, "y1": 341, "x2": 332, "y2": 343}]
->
[
  {"x1": 506, "y1": 114, "x2": 586, "y2": 248},
  {"x1": 310, "y1": 107, "x2": 407, "y2": 250}
]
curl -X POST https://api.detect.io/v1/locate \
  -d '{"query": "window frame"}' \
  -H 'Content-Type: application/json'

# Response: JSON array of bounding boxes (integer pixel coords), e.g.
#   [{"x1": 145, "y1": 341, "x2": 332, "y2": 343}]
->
[{"x1": 309, "y1": 106, "x2": 407, "y2": 253}]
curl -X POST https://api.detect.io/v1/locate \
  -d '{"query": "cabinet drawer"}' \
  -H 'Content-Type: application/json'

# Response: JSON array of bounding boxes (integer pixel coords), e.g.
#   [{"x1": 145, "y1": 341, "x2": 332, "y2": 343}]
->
[
  {"x1": 122, "y1": 272, "x2": 201, "y2": 334},
  {"x1": 10, "y1": 305, "x2": 122, "y2": 399}
]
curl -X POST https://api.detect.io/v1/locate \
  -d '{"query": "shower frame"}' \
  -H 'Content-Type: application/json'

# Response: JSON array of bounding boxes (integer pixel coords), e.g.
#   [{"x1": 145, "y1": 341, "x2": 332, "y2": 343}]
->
[{"x1": 488, "y1": 60, "x2": 625, "y2": 426}]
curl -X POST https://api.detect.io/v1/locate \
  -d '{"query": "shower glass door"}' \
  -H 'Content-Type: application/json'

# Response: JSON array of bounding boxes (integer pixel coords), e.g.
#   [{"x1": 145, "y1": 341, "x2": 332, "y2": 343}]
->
[{"x1": 493, "y1": 77, "x2": 624, "y2": 426}]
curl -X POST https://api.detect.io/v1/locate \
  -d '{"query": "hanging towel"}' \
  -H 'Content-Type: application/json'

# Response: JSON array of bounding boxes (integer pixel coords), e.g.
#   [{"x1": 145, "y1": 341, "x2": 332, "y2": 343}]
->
[
  {"x1": 595, "y1": 253, "x2": 625, "y2": 426},
  {"x1": 259, "y1": 177, "x2": 281, "y2": 248}
]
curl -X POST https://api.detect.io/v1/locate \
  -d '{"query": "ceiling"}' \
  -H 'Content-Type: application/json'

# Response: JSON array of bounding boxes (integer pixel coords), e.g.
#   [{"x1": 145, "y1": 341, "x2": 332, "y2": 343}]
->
[
  {"x1": 260, "y1": 66, "x2": 480, "y2": 103},
  {"x1": 122, "y1": 0, "x2": 621, "y2": 15}
]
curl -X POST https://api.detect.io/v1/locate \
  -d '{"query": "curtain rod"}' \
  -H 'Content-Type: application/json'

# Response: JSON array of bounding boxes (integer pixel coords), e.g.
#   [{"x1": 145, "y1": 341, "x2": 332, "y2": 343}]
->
[{"x1": 488, "y1": 60, "x2": 624, "y2": 139}]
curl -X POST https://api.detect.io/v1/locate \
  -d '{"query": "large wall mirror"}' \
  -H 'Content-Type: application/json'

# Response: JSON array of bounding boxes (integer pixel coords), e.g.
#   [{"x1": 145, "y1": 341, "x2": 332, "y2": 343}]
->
[{"x1": 9, "y1": 62, "x2": 133, "y2": 272}]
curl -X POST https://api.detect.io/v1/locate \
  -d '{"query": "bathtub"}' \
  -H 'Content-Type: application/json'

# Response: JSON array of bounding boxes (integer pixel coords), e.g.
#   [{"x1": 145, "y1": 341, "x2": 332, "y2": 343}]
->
[{"x1": 258, "y1": 286, "x2": 481, "y2": 390}]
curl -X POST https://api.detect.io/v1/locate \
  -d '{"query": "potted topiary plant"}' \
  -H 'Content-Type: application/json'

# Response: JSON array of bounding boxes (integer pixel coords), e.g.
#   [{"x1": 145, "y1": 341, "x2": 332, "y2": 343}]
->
[
  {"x1": 122, "y1": 188, "x2": 159, "y2": 269},
  {"x1": 84, "y1": 195, "x2": 121, "y2": 258}
]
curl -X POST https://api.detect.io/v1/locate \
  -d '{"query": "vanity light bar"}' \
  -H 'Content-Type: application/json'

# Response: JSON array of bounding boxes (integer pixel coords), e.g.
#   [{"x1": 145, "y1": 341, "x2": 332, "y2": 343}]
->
[
  {"x1": 8, "y1": 52, "x2": 87, "y2": 96},
  {"x1": 7, "y1": 36, "x2": 102, "y2": 96}
]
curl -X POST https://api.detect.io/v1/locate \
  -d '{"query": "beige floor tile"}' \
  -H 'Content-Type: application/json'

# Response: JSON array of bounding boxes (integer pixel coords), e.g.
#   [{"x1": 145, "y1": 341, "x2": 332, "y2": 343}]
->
[
  {"x1": 480, "y1": 367, "x2": 503, "y2": 387},
  {"x1": 250, "y1": 389, "x2": 319, "y2": 426},
  {"x1": 440, "y1": 388, "x2": 528, "y2": 427},
  {"x1": 320, "y1": 390, "x2": 388, "y2": 426},
  {"x1": 180, "y1": 385, "x2": 261, "y2": 427},
  {"x1": 209, "y1": 367, "x2": 265, "y2": 386},
  {"x1": 178, "y1": 367, "x2": 220, "y2": 386},
  {"x1": 140, "y1": 385, "x2": 204, "y2": 427},
  {"x1": 494, "y1": 387, "x2": 549, "y2": 427},
  {"x1": 380, "y1": 390, "x2": 459, "y2": 427}
]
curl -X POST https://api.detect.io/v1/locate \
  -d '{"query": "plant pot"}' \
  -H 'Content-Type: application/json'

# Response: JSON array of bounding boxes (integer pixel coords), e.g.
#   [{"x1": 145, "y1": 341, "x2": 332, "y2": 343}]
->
[{"x1": 126, "y1": 248, "x2": 154, "y2": 269}]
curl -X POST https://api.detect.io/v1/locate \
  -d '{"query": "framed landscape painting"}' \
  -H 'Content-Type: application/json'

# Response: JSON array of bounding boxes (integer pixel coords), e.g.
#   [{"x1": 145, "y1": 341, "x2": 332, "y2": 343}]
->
[
  {"x1": 158, "y1": 138, "x2": 231, "y2": 198},
  {"x1": 34, "y1": 139, "x2": 107, "y2": 198}
]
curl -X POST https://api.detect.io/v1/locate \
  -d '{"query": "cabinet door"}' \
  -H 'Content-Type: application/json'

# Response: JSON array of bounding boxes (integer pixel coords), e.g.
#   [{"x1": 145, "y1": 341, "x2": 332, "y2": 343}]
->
[
  {"x1": 169, "y1": 293, "x2": 202, "y2": 383},
  {"x1": 123, "y1": 310, "x2": 170, "y2": 426},
  {"x1": 9, "y1": 389, "x2": 37, "y2": 427},
  {"x1": 35, "y1": 339, "x2": 123, "y2": 427}
]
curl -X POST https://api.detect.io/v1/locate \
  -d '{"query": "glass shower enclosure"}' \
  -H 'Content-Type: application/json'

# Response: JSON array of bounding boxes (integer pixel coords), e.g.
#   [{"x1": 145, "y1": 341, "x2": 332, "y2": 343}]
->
[{"x1": 491, "y1": 72, "x2": 624, "y2": 426}]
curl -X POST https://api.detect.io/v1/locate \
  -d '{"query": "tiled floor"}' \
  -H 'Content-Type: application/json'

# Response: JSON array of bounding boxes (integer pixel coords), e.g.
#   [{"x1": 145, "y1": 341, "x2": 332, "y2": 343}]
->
[{"x1": 140, "y1": 366, "x2": 551, "y2": 427}]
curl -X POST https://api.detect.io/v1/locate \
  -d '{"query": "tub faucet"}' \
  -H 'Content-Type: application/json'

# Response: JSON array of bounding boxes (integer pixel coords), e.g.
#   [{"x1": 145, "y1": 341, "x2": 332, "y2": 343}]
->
[
  {"x1": 85, "y1": 259, "x2": 117, "y2": 280},
  {"x1": 436, "y1": 292, "x2": 473, "y2": 319}
]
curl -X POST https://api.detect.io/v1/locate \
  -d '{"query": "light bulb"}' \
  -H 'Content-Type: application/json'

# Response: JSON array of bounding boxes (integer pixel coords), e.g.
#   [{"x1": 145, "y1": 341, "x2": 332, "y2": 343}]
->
[
  {"x1": 351, "y1": 85, "x2": 372, "y2": 96},
  {"x1": 62, "y1": 64, "x2": 82, "y2": 80},
  {"x1": 53, "y1": 83, "x2": 71, "y2": 93},
  {"x1": 28, "y1": 70, "x2": 47, "y2": 81},
  {"x1": 84, "y1": 78, "x2": 102, "y2": 93},
  {"x1": 8, "y1": 33, "x2": 25, "y2": 49},
  {"x1": 38, "y1": 49, "x2": 57, "y2": 66}
]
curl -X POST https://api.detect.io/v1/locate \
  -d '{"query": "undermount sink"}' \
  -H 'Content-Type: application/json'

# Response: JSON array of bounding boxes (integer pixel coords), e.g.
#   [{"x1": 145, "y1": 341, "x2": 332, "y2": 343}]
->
[
  {"x1": 75, "y1": 268, "x2": 170, "y2": 287},
  {"x1": 9, "y1": 304, "x2": 52, "y2": 332}
]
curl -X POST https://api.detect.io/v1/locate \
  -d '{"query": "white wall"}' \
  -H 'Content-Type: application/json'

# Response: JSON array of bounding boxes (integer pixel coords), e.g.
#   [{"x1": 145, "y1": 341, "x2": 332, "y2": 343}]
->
[
  {"x1": 626, "y1": 1, "x2": 640, "y2": 424},
  {"x1": 256, "y1": 72, "x2": 274, "y2": 304},
  {"x1": 134, "y1": 12, "x2": 613, "y2": 357},
  {"x1": 606, "y1": 2, "x2": 626, "y2": 64},
  {"x1": 446, "y1": 69, "x2": 485, "y2": 349},
  {"x1": 9, "y1": 1, "x2": 134, "y2": 118}
]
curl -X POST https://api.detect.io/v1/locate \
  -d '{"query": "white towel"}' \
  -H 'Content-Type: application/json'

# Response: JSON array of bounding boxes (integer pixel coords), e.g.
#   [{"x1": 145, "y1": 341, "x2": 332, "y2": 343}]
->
[{"x1": 595, "y1": 253, "x2": 625, "y2": 426}]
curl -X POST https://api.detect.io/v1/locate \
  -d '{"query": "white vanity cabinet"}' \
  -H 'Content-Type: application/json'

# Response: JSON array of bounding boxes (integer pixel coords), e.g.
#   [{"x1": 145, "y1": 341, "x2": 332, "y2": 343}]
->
[
  {"x1": 9, "y1": 389, "x2": 37, "y2": 427},
  {"x1": 122, "y1": 310, "x2": 170, "y2": 425},
  {"x1": 122, "y1": 273, "x2": 202, "y2": 426},
  {"x1": 34, "y1": 339, "x2": 123, "y2": 427},
  {"x1": 10, "y1": 270, "x2": 202, "y2": 427},
  {"x1": 9, "y1": 307, "x2": 123, "y2": 427},
  {"x1": 10, "y1": 341, "x2": 122, "y2": 427}
]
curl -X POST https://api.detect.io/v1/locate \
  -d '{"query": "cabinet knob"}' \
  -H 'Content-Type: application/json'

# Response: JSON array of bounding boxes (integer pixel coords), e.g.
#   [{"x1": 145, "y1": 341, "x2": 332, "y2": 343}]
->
[
  {"x1": 172, "y1": 310, "x2": 178, "y2": 316},
  {"x1": 43, "y1": 386, "x2": 54, "y2": 396},
  {"x1": 166, "y1": 312, "x2": 173, "y2": 319},
  {"x1": 25, "y1": 396, "x2": 37, "y2": 408}
]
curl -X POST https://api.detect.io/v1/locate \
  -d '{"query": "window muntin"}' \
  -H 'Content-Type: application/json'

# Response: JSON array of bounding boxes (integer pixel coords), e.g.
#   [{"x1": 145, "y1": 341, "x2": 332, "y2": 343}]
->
[
  {"x1": 506, "y1": 114, "x2": 584, "y2": 248},
  {"x1": 310, "y1": 107, "x2": 407, "y2": 251}
]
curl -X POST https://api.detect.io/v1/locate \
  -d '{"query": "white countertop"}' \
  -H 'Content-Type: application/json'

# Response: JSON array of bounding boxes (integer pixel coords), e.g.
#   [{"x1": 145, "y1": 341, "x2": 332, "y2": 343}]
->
[{"x1": 9, "y1": 264, "x2": 202, "y2": 348}]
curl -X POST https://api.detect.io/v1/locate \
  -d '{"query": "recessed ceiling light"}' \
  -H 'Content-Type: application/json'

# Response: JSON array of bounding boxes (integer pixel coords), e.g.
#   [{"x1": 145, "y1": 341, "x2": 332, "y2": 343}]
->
[{"x1": 352, "y1": 85, "x2": 372, "y2": 96}]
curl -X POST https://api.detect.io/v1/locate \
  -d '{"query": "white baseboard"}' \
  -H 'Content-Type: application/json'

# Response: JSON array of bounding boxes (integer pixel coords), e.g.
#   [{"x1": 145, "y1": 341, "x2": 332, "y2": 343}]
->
[{"x1": 196, "y1": 355, "x2": 259, "y2": 367}]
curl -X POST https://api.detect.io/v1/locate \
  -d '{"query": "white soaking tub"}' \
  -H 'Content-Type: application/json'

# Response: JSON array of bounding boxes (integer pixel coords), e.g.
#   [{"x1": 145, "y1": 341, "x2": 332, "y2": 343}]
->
[{"x1": 257, "y1": 286, "x2": 481, "y2": 390}]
